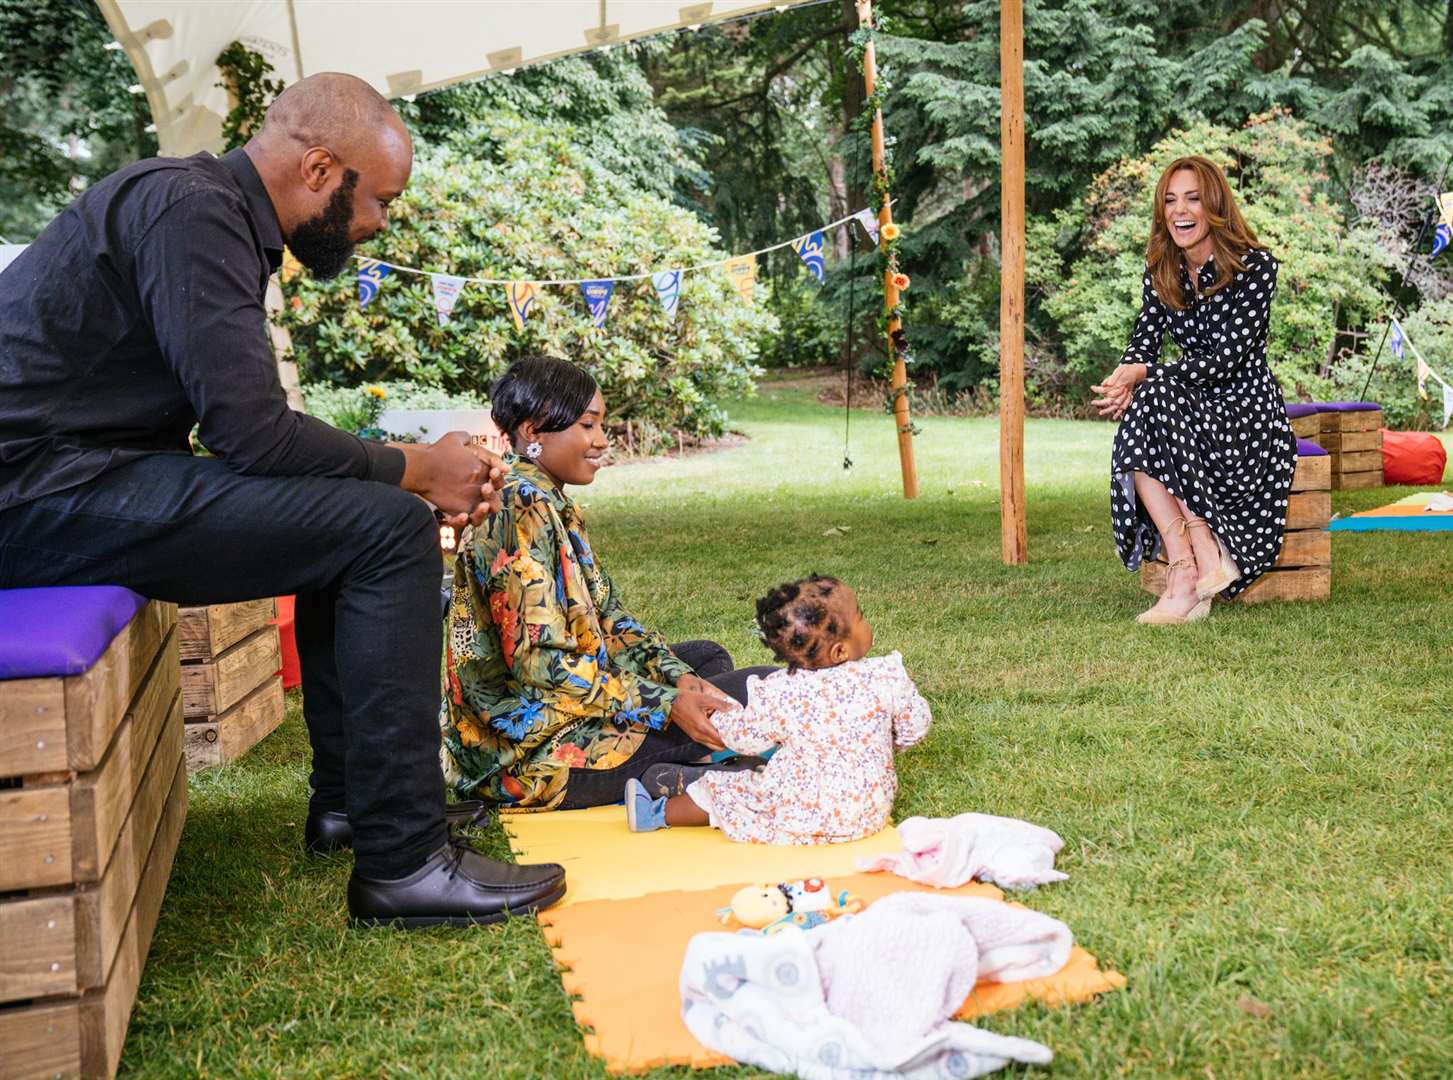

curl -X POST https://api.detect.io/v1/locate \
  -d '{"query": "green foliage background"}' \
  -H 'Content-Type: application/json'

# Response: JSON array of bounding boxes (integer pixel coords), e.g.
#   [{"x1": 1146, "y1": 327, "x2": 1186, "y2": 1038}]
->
[{"x1": 279, "y1": 118, "x2": 775, "y2": 447}]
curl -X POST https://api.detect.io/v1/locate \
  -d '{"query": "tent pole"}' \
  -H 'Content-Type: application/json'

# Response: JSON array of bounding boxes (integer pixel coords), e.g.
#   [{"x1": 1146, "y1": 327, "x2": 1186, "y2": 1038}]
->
[
  {"x1": 999, "y1": 0, "x2": 1027, "y2": 563},
  {"x1": 857, "y1": 0, "x2": 918, "y2": 499}
]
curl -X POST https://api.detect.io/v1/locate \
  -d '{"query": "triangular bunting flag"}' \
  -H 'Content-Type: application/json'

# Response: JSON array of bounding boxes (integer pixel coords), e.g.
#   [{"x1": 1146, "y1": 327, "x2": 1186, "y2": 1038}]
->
[
  {"x1": 357, "y1": 259, "x2": 392, "y2": 309},
  {"x1": 431, "y1": 274, "x2": 466, "y2": 326},
  {"x1": 281, "y1": 247, "x2": 304, "y2": 283},
  {"x1": 1439, "y1": 192, "x2": 1453, "y2": 226},
  {"x1": 506, "y1": 281, "x2": 536, "y2": 331},
  {"x1": 579, "y1": 280, "x2": 615, "y2": 329},
  {"x1": 1443, "y1": 383, "x2": 1453, "y2": 429},
  {"x1": 792, "y1": 231, "x2": 826, "y2": 283},
  {"x1": 853, "y1": 208, "x2": 881, "y2": 245},
  {"x1": 651, "y1": 269, "x2": 683, "y2": 323},
  {"x1": 1432, "y1": 222, "x2": 1451, "y2": 259},
  {"x1": 1417, "y1": 357, "x2": 1431, "y2": 399},
  {"x1": 1390, "y1": 320, "x2": 1406, "y2": 360},
  {"x1": 722, "y1": 255, "x2": 757, "y2": 306}
]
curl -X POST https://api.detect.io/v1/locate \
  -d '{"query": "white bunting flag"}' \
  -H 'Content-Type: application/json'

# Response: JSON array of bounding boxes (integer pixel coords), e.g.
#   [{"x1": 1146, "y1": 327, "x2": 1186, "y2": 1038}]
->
[
  {"x1": 651, "y1": 269, "x2": 683, "y2": 322},
  {"x1": 431, "y1": 274, "x2": 466, "y2": 326},
  {"x1": 1444, "y1": 383, "x2": 1453, "y2": 429},
  {"x1": 853, "y1": 208, "x2": 881, "y2": 245}
]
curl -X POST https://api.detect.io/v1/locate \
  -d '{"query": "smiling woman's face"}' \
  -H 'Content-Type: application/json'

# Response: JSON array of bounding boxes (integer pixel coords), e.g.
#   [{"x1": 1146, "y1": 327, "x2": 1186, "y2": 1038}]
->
[
  {"x1": 1163, "y1": 168, "x2": 1211, "y2": 258},
  {"x1": 530, "y1": 390, "x2": 609, "y2": 488}
]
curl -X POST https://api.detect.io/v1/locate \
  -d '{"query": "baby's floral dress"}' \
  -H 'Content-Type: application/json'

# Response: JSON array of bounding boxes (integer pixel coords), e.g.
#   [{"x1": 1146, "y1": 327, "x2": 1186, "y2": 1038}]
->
[
  {"x1": 699, "y1": 651, "x2": 931, "y2": 844},
  {"x1": 442, "y1": 458, "x2": 692, "y2": 810}
]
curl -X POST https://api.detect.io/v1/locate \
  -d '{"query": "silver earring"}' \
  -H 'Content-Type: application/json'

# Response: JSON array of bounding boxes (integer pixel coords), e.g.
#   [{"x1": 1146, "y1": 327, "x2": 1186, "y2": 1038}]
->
[{"x1": 525, "y1": 441, "x2": 543, "y2": 460}]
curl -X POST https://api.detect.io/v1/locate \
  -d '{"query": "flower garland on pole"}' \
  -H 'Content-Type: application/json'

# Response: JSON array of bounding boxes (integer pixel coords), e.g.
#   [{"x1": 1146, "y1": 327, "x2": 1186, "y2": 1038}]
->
[{"x1": 853, "y1": 0, "x2": 919, "y2": 499}]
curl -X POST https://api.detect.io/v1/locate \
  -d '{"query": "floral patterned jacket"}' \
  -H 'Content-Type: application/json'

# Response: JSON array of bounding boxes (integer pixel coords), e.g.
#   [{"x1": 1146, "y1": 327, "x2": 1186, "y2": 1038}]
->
[{"x1": 441, "y1": 457, "x2": 692, "y2": 809}]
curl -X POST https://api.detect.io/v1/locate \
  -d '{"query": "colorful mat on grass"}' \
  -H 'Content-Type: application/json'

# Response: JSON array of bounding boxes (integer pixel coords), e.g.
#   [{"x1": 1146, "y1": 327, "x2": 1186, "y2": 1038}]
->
[
  {"x1": 506, "y1": 808, "x2": 1127, "y2": 1075},
  {"x1": 1329, "y1": 492, "x2": 1453, "y2": 532}
]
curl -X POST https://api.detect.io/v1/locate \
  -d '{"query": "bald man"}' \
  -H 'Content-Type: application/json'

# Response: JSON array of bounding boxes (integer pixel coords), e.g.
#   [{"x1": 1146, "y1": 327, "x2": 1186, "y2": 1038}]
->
[{"x1": 0, "y1": 73, "x2": 566, "y2": 927}]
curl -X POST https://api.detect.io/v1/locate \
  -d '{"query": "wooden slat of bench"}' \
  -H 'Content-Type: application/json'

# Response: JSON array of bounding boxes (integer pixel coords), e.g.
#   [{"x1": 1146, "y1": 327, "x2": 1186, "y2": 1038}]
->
[
  {"x1": 0, "y1": 751, "x2": 186, "y2": 1080},
  {"x1": 1339, "y1": 409, "x2": 1382, "y2": 432},
  {"x1": 0, "y1": 704, "x2": 182, "y2": 1005},
  {"x1": 180, "y1": 626, "x2": 280, "y2": 719},
  {"x1": 1289, "y1": 415, "x2": 1321, "y2": 438},
  {"x1": 0, "y1": 679, "x2": 67, "y2": 777},
  {"x1": 1319, "y1": 430, "x2": 1380, "y2": 453},
  {"x1": 1334, "y1": 449, "x2": 1382, "y2": 473},
  {"x1": 0, "y1": 893, "x2": 75, "y2": 1003},
  {"x1": 75, "y1": 696, "x2": 183, "y2": 989},
  {"x1": 1287, "y1": 491, "x2": 1331, "y2": 530},
  {"x1": 0, "y1": 998, "x2": 80, "y2": 1079},
  {"x1": 64, "y1": 602, "x2": 175, "y2": 774},
  {"x1": 1273, "y1": 529, "x2": 1330, "y2": 568},
  {"x1": 0, "y1": 633, "x2": 179, "y2": 893},
  {"x1": 0, "y1": 602, "x2": 174, "y2": 780},
  {"x1": 184, "y1": 676, "x2": 285, "y2": 772},
  {"x1": 70, "y1": 637, "x2": 180, "y2": 886},
  {"x1": 1290, "y1": 454, "x2": 1330, "y2": 492},
  {"x1": 177, "y1": 599, "x2": 276, "y2": 662},
  {"x1": 1237, "y1": 567, "x2": 1331, "y2": 603},
  {"x1": 1334, "y1": 469, "x2": 1383, "y2": 490}
]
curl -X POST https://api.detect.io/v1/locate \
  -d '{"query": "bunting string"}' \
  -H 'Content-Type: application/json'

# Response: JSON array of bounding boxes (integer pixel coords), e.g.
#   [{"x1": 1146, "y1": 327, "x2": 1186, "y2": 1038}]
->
[
  {"x1": 1389, "y1": 317, "x2": 1453, "y2": 429},
  {"x1": 351, "y1": 205, "x2": 881, "y2": 287},
  {"x1": 342, "y1": 203, "x2": 894, "y2": 332}
]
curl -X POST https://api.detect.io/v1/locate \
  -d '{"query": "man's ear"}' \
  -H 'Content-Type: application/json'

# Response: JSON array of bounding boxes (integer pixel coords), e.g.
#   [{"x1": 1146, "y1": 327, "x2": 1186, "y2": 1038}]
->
[
  {"x1": 827, "y1": 639, "x2": 849, "y2": 664},
  {"x1": 299, "y1": 146, "x2": 338, "y2": 193}
]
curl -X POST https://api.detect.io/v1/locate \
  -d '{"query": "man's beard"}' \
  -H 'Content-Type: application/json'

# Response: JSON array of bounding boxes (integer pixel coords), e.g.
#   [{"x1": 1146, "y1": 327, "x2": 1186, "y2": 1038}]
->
[{"x1": 288, "y1": 167, "x2": 360, "y2": 279}]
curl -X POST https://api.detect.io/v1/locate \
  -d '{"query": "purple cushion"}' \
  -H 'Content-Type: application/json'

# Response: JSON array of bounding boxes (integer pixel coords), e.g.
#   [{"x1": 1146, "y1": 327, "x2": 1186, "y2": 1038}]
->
[
  {"x1": 1310, "y1": 401, "x2": 1381, "y2": 412},
  {"x1": 0, "y1": 587, "x2": 148, "y2": 679},
  {"x1": 1284, "y1": 403, "x2": 1321, "y2": 419},
  {"x1": 1296, "y1": 438, "x2": 1328, "y2": 457}
]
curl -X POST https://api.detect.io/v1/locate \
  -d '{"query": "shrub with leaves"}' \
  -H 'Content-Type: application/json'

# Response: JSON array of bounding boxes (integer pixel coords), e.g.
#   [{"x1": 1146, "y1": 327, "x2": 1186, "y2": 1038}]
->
[
  {"x1": 281, "y1": 116, "x2": 775, "y2": 448},
  {"x1": 1034, "y1": 111, "x2": 1387, "y2": 404}
]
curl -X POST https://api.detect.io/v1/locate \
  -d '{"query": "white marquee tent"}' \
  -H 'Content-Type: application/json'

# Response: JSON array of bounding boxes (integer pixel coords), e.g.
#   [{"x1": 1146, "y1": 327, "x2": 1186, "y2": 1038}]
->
[{"x1": 95, "y1": 1, "x2": 820, "y2": 157}]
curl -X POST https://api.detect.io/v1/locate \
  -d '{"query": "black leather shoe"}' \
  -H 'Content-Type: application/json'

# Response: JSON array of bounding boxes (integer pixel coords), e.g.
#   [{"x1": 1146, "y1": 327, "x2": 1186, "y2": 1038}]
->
[
  {"x1": 347, "y1": 838, "x2": 566, "y2": 928},
  {"x1": 304, "y1": 800, "x2": 492, "y2": 854}
]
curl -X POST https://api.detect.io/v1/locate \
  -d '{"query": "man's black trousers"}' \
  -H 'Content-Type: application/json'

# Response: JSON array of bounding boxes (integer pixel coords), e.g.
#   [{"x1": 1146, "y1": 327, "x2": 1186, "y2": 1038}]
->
[{"x1": 0, "y1": 454, "x2": 447, "y2": 878}]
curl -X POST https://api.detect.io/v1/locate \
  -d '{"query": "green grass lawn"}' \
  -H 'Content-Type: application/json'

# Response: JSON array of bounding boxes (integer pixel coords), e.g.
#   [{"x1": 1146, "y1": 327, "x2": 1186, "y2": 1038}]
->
[{"x1": 122, "y1": 386, "x2": 1453, "y2": 1078}]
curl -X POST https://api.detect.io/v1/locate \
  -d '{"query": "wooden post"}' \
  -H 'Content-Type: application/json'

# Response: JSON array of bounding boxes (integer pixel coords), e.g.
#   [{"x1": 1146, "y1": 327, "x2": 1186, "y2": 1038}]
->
[
  {"x1": 857, "y1": 0, "x2": 918, "y2": 499},
  {"x1": 999, "y1": 0, "x2": 1028, "y2": 563}
]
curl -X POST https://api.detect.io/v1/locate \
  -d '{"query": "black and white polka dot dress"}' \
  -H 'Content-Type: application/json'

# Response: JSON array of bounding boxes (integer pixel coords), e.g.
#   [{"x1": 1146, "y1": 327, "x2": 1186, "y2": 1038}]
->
[{"x1": 1110, "y1": 248, "x2": 1296, "y2": 598}]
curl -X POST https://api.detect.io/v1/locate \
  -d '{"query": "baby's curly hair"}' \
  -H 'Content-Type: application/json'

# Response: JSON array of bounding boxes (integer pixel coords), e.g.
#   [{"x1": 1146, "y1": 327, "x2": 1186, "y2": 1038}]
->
[{"x1": 755, "y1": 574, "x2": 847, "y2": 672}]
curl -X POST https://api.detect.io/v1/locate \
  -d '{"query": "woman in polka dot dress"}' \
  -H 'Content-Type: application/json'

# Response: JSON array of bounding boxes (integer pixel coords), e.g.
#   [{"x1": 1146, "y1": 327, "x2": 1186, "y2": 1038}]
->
[{"x1": 1091, "y1": 155, "x2": 1296, "y2": 624}]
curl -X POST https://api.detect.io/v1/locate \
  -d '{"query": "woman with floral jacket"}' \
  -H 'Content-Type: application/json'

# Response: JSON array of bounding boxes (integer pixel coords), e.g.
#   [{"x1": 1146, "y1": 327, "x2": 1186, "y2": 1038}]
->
[{"x1": 442, "y1": 357, "x2": 764, "y2": 810}]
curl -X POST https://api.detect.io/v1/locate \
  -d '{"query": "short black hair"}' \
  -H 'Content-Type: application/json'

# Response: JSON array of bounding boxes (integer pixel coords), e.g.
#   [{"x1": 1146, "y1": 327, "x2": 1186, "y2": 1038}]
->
[
  {"x1": 489, "y1": 356, "x2": 599, "y2": 439},
  {"x1": 755, "y1": 574, "x2": 847, "y2": 672}
]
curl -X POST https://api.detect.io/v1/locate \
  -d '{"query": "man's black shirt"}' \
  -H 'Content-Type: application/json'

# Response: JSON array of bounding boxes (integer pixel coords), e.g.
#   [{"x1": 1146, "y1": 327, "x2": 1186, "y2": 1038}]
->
[{"x1": 0, "y1": 148, "x2": 404, "y2": 513}]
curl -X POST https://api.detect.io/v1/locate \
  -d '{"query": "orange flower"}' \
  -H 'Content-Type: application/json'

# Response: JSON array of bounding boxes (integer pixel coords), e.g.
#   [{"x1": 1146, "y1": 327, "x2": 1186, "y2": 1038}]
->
[
  {"x1": 892, "y1": 272, "x2": 911, "y2": 291},
  {"x1": 880, "y1": 223, "x2": 900, "y2": 242}
]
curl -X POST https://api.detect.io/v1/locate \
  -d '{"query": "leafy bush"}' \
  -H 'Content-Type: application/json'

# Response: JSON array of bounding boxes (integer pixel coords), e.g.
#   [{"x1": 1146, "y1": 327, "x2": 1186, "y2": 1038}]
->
[
  {"x1": 302, "y1": 381, "x2": 489, "y2": 437},
  {"x1": 281, "y1": 116, "x2": 775, "y2": 447},
  {"x1": 1035, "y1": 111, "x2": 1387, "y2": 402}
]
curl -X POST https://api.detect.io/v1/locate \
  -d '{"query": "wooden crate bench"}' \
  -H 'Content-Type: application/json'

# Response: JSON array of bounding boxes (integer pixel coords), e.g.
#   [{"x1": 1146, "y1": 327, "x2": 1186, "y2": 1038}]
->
[
  {"x1": 1140, "y1": 439, "x2": 1332, "y2": 604},
  {"x1": 0, "y1": 587, "x2": 186, "y2": 1080},
  {"x1": 177, "y1": 601, "x2": 284, "y2": 773},
  {"x1": 1316, "y1": 403, "x2": 1383, "y2": 489}
]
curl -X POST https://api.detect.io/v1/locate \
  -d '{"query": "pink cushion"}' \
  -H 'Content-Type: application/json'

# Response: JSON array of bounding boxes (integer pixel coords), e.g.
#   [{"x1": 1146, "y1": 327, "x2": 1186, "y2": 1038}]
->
[{"x1": 0, "y1": 587, "x2": 148, "y2": 679}]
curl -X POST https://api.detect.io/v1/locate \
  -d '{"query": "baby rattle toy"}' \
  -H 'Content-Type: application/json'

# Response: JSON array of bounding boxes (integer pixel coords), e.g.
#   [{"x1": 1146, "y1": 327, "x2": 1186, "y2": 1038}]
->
[{"x1": 716, "y1": 877, "x2": 864, "y2": 934}]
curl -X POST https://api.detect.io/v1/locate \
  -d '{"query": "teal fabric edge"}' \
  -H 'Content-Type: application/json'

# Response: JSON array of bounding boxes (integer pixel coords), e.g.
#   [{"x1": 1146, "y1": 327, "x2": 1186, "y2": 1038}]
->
[{"x1": 1329, "y1": 517, "x2": 1453, "y2": 532}]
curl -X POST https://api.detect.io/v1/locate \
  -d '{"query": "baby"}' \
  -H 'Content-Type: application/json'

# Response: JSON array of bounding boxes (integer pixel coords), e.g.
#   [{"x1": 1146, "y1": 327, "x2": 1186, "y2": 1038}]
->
[{"x1": 625, "y1": 574, "x2": 931, "y2": 844}]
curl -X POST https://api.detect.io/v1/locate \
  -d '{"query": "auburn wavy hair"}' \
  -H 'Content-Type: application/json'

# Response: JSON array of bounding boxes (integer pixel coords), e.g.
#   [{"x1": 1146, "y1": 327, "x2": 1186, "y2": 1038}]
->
[{"x1": 1146, "y1": 155, "x2": 1263, "y2": 312}]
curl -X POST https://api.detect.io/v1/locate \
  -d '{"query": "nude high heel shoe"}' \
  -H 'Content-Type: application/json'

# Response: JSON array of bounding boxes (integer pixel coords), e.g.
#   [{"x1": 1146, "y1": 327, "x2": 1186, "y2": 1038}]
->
[
  {"x1": 1136, "y1": 556, "x2": 1212, "y2": 625},
  {"x1": 1187, "y1": 519, "x2": 1239, "y2": 599}
]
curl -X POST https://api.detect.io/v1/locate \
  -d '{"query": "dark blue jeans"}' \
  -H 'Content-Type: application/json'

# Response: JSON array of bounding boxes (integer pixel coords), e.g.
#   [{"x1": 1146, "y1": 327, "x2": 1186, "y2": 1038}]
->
[{"x1": 0, "y1": 453, "x2": 447, "y2": 878}]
